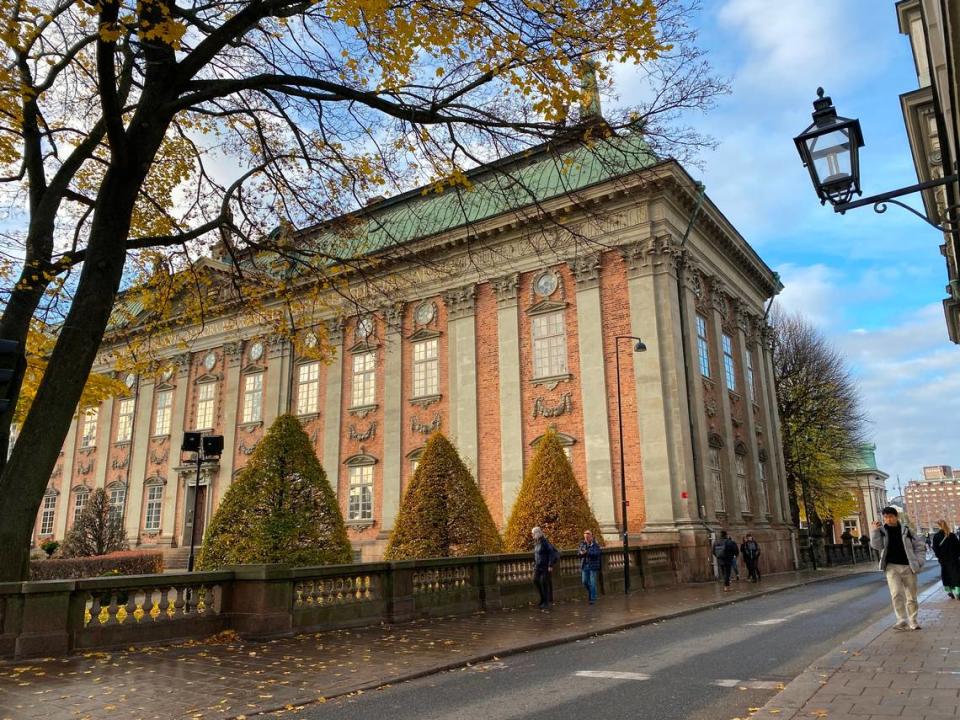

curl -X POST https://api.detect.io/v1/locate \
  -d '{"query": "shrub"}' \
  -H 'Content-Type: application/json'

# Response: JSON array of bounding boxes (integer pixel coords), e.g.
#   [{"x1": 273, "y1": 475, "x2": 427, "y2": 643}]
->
[
  {"x1": 40, "y1": 540, "x2": 60, "y2": 558},
  {"x1": 197, "y1": 414, "x2": 352, "y2": 569},
  {"x1": 503, "y1": 428, "x2": 603, "y2": 551},
  {"x1": 385, "y1": 432, "x2": 503, "y2": 560},
  {"x1": 29, "y1": 551, "x2": 164, "y2": 580},
  {"x1": 61, "y1": 488, "x2": 127, "y2": 557}
]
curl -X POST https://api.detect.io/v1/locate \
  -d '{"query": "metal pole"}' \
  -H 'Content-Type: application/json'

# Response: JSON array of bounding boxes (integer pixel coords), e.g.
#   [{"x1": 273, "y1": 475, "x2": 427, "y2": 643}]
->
[
  {"x1": 615, "y1": 338, "x2": 630, "y2": 594},
  {"x1": 187, "y1": 452, "x2": 202, "y2": 572}
]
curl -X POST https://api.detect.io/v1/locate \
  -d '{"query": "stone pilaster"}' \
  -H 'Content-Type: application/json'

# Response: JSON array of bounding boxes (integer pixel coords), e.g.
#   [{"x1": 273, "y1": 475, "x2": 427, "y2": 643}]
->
[
  {"x1": 493, "y1": 273, "x2": 524, "y2": 521},
  {"x1": 321, "y1": 319, "x2": 344, "y2": 495},
  {"x1": 380, "y1": 303, "x2": 404, "y2": 533},
  {"x1": 161, "y1": 353, "x2": 191, "y2": 545},
  {"x1": 444, "y1": 284, "x2": 478, "y2": 475},
  {"x1": 92, "y1": 392, "x2": 114, "y2": 491},
  {"x1": 263, "y1": 336, "x2": 291, "y2": 425},
  {"x1": 217, "y1": 341, "x2": 244, "y2": 493},
  {"x1": 567, "y1": 253, "x2": 616, "y2": 533},
  {"x1": 707, "y1": 282, "x2": 743, "y2": 518},
  {"x1": 124, "y1": 377, "x2": 155, "y2": 541},
  {"x1": 620, "y1": 237, "x2": 697, "y2": 536},
  {"x1": 757, "y1": 323, "x2": 789, "y2": 523},
  {"x1": 53, "y1": 419, "x2": 78, "y2": 538},
  {"x1": 735, "y1": 306, "x2": 766, "y2": 524}
]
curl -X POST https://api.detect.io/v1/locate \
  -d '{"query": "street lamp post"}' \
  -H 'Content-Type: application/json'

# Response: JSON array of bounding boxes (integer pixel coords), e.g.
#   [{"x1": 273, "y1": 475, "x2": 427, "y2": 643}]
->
[
  {"x1": 614, "y1": 335, "x2": 647, "y2": 594},
  {"x1": 182, "y1": 431, "x2": 223, "y2": 572}
]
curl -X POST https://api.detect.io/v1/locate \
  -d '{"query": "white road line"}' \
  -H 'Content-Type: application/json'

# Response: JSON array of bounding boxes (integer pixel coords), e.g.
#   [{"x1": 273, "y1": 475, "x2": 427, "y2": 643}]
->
[
  {"x1": 712, "y1": 679, "x2": 784, "y2": 690},
  {"x1": 574, "y1": 671, "x2": 652, "y2": 681},
  {"x1": 747, "y1": 609, "x2": 812, "y2": 626}
]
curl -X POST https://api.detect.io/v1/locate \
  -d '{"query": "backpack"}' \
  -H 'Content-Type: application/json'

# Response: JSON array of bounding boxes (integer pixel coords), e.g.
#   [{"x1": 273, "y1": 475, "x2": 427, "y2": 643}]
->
[{"x1": 712, "y1": 539, "x2": 726, "y2": 559}]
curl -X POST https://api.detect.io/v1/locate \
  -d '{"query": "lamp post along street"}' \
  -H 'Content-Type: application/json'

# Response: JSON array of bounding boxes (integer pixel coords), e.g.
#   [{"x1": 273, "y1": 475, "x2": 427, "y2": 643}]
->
[
  {"x1": 614, "y1": 335, "x2": 647, "y2": 594},
  {"x1": 182, "y1": 432, "x2": 223, "y2": 572}
]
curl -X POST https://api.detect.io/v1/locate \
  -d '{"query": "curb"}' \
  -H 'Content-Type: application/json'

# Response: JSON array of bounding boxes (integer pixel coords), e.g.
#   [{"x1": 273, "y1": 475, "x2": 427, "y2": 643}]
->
[
  {"x1": 246, "y1": 567, "x2": 871, "y2": 718},
  {"x1": 750, "y1": 577, "x2": 942, "y2": 720}
]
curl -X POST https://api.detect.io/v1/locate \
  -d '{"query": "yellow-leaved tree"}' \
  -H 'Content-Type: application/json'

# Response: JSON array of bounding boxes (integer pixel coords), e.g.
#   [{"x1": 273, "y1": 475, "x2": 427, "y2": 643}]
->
[{"x1": 0, "y1": 0, "x2": 725, "y2": 581}]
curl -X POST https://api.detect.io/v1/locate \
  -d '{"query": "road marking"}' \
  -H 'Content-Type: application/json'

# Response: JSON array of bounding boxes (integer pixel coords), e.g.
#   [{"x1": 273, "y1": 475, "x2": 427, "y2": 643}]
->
[
  {"x1": 747, "y1": 609, "x2": 812, "y2": 626},
  {"x1": 712, "y1": 679, "x2": 784, "y2": 690},
  {"x1": 575, "y1": 671, "x2": 651, "y2": 681}
]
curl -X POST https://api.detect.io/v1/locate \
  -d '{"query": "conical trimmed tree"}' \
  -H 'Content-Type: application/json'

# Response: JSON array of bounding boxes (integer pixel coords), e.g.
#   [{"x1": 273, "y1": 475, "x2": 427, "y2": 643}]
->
[
  {"x1": 385, "y1": 432, "x2": 503, "y2": 559},
  {"x1": 62, "y1": 488, "x2": 127, "y2": 557},
  {"x1": 503, "y1": 429, "x2": 603, "y2": 550},
  {"x1": 197, "y1": 414, "x2": 351, "y2": 569}
]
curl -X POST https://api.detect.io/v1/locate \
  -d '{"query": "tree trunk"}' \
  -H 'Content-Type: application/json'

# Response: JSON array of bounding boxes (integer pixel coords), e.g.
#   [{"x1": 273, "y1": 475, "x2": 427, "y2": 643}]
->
[{"x1": 0, "y1": 168, "x2": 145, "y2": 581}]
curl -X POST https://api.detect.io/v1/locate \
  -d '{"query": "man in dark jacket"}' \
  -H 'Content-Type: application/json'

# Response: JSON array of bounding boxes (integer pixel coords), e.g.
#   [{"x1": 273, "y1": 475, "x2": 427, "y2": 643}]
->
[
  {"x1": 532, "y1": 526, "x2": 559, "y2": 609},
  {"x1": 578, "y1": 530, "x2": 602, "y2": 604},
  {"x1": 712, "y1": 530, "x2": 739, "y2": 591},
  {"x1": 740, "y1": 534, "x2": 762, "y2": 582}
]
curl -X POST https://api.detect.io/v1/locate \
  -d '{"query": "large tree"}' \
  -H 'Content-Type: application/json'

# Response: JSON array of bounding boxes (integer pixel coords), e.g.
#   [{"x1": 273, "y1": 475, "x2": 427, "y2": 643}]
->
[
  {"x1": 61, "y1": 487, "x2": 127, "y2": 557},
  {"x1": 0, "y1": 0, "x2": 724, "y2": 579},
  {"x1": 771, "y1": 308, "x2": 868, "y2": 532}
]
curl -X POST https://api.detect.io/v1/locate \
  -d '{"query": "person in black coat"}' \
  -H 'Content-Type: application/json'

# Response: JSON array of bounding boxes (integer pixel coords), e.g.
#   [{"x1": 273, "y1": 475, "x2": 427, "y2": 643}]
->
[{"x1": 932, "y1": 519, "x2": 960, "y2": 599}]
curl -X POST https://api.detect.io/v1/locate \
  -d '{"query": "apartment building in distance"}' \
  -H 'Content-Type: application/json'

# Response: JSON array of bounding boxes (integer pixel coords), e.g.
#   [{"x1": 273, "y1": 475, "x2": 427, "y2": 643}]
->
[{"x1": 904, "y1": 465, "x2": 960, "y2": 533}]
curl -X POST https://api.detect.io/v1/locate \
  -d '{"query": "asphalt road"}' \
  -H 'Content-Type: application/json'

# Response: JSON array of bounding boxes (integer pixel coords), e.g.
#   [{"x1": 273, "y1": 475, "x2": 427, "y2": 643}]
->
[{"x1": 296, "y1": 565, "x2": 941, "y2": 720}]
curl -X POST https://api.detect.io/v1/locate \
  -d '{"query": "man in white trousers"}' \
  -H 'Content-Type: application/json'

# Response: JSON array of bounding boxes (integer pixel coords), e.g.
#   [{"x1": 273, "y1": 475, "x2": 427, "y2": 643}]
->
[{"x1": 871, "y1": 506, "x2": 927, "y2": 630}]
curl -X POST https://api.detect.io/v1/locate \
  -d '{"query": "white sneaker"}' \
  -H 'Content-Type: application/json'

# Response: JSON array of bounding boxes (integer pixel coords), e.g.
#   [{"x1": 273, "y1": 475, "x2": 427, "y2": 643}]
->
[
  {"x1": 893, "y1": 620, "x2": 909, "y2": 630},
  {"x1": 909, "y1": 624, "x2": 921, "y2": 631}
]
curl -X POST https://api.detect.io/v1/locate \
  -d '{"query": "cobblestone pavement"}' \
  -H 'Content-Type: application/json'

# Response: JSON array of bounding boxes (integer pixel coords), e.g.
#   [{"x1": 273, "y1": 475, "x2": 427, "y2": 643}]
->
[
  {"x1": 0, "y1": 568, "x2": 864, "y2": 720},
  {"x1": 753, "y1": 582, "x2": 960, "y2": 720}
]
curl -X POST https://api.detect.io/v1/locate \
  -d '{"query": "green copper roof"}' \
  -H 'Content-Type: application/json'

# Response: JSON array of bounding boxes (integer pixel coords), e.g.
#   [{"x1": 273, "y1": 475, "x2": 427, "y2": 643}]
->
[
  {"x1": 305, "y1": 131, "x2": 656, "y2": 257},
  {"x1": 847, "y1": 444, "x2": 879, "y2": 473}
]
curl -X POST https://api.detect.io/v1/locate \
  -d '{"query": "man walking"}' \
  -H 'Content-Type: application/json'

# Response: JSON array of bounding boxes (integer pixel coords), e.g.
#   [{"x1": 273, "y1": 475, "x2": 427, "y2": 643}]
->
[
  {"x1": 578, "y1": 530, "x2": 602, "y2": 604},
  {"x1": 871, "y1": 507, "x2": 926, "y2": 631},
  {"x1": 740, "y1": 534, "x2": 762, "y2": 582},
  {"x1": 712, "y1": 530, "x2": 739, "y2": 591},
  {"x1": 532, "y1": 526, "x2": 559, "y2": 610}
]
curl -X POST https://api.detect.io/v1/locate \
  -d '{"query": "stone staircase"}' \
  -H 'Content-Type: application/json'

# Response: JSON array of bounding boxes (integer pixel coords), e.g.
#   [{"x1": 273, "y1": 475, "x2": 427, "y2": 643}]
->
[{"x1": 163, "y1": 547, "x2": 191, "y2": 571}]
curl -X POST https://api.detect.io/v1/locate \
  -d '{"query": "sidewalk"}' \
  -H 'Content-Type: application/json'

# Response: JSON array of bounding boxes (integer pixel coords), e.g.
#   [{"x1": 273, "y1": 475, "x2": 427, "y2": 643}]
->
[
  {"x1": 752, "y1": 582, "x2": 960, "y2": 720},
  {"x1": 0, "y1": 567, "x2": 864, "y2": 720}
]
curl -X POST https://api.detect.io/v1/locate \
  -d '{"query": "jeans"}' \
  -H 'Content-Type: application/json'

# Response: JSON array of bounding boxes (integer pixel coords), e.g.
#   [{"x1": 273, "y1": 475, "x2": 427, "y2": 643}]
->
[
  {"x1": 534, "y1": 569, "x2": 553, "y2": 607},
  {"x1": 731, "y1": 557, "x2": 740, "y2": 578},
  {"x1": 581, "y1": 568, "x2": 598, "y2": 602},
  {"x1": 720, "y1": 561, "x2": 733, "y2": 587},
  {"x1": 885, "y1": 564, "x2": 919, "y2": 626},
  {"x1": 745, "y1": 558, "x2": 760, "y2": 581}
]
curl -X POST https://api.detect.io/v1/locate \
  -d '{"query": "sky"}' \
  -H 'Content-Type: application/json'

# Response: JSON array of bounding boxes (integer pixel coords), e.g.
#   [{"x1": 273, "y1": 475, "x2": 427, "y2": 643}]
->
[{"x1": 634, "y1": 0, "x2": 960, "y2": 492}]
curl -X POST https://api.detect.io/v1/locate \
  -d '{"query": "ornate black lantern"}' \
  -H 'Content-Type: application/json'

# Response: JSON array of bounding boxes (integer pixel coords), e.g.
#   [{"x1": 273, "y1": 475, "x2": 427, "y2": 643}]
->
[{"x1": 794, "y1": 88, "x2": 864, "y2": 206}]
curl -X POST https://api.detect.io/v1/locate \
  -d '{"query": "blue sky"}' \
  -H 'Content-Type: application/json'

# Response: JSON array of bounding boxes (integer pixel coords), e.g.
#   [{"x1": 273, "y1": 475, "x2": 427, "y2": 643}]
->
[{"x1": 649, "y1": 0, "x2": 959, "y2": 491}]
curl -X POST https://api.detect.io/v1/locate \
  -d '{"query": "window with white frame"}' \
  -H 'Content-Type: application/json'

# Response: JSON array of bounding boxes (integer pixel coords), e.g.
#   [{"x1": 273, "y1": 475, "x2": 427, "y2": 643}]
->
[
  {"x1": 532, "y1": 311, "x2": 567, "y2": 378},
  {"x1": 81, "y1": 408, "x2": 99, "y2": 448},
  {"x1": 40, "y1": 493, "x2": 57, "y2": 535},
  {"x1": 709, "y1": 447, "x2": 725, "y2": 513},
  {"x1": 735, "y1": 453, "x2": 750, "y2": 512},
  {"x1": 696, "y1": 315, "x2": 710, "y2": 377},
  {"x1": 413, "y1": 338, "x2": 439, "y2": 397},
  {"x1": 195, "y1": 382, "x2": 216, "y2": 430},
  {"x1": 722, "y1": 333, "x2": 737, "y2": 392},
  {"x1": 242, "y1": 373, "x2": 263, "y2": 423},
  {"x1": 842, "y1": 518, "x2": 859, "y2": 535},
  {"x1": 144, "y1": 484, "x2": 163, "y2": 532},
  {"x1": 759, "y1": 461, "x2": 770, "y2": 515},
  {"x1": 154, "y1": 389, "x2": 172, "y2": 436},
  {"x1": 352, "y1": 352, "x2": 376, "y2": 407},
  {"x1": 115, "y1": 397, "x2": 135, "y2": 442},
  {"x1": 297, "y1": 362, "x2": 320, "y2": 415},
  {"x1": 746, "y1": 350, "x2": 756, "y2": 403},
  {"x1": 348, "y1": 464, "x2": 374, "y2": 520},
  {"x1": 73, "y1": 489, "x2": 89, "y2": 524},
  {"x1": 108, "y1": 485, "x2": 126, "y2": 525}
]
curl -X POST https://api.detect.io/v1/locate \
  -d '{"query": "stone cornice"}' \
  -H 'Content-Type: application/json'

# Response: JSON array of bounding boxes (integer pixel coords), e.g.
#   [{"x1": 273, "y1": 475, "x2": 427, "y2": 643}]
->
[
  {"x1": 619, "y1": 235, "x2": 682, "y2": 278},
  {"x1": 491, "y1": 272, "x2": 520, "y2": 305},
  {"x1": 567, "y1": 252, "x2": 602, "y2": 289}
]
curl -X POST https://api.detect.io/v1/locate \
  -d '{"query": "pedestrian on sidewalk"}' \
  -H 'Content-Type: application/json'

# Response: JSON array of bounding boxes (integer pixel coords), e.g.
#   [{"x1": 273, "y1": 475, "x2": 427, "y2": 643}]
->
[
  {"x1": 578, "y1": 530, "x2": 602, "y2": 604},
  {"x1": 932, "y1": 519, "x2": 960, "y2": 599},
  {"x1": 740, "y1": 534, "x2": 762, "y2": 582},
  {"x1": 532, "y1": 526, "x2": 560, "y2": 610},
  {"x1": 871, "y1": 506, "x2": 926, "y2": 631},
  {"x1": 712, "y1": 530, "x2": 739, "y2": 591}
]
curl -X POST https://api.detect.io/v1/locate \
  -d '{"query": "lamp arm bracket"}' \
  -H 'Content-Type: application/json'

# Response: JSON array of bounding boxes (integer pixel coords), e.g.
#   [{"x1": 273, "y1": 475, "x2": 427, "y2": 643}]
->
[
  {"x1": 833, "y1": 174, "x2": 959, "y2": 226},
  {"x1": 872, "y1": 197, "x2": 960, "y2": 232}
]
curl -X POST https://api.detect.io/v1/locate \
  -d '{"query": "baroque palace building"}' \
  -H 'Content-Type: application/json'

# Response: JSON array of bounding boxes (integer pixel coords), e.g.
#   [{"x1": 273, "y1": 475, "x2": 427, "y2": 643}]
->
[{"x1": 31, "y1": 130, "x2": 796, "y2": 579}]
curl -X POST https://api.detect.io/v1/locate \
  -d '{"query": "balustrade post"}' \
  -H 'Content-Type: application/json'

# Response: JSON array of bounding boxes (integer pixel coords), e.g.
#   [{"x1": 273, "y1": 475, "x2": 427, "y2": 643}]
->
[
  {"x1": 224, "y1": 565, "x2": 294, "y2": 639},
  {"x1": 15, "y1": 580, "x2": 75, "y2": 659},
  {"x1": 478, "y1": 556, "x2": 502, "y2": 611},
  {"x1": 387, "y1": 561, "x2": 416, "y2": 623}
]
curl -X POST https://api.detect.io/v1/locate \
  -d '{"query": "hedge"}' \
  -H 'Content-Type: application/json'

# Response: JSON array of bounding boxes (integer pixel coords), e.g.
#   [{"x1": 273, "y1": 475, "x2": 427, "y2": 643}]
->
[{"x1": 29, "y1": 551, "x2": 164, "y2": 581}]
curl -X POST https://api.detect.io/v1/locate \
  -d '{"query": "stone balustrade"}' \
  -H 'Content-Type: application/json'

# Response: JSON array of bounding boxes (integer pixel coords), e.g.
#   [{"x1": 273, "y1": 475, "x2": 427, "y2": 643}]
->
[{"x1": 0, "y1": 545, "x2": 677, "y2": 660}]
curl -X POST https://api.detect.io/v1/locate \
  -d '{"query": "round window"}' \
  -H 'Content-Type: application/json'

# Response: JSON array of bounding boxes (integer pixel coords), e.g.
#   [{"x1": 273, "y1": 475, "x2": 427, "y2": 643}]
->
[
  {"x1": 203, "y1": 351, "x2": 217, "y2": 370},
  {"x1": 249, "y1": 341, "x2": 264, "y2": 362},
  {"x1": 415, "y1": 302, "x2": 435, "y2": 326},
  {"x1": 124, "y1": 372, "x2": 136, "y2": 388},
  {"x1": 356, "y1": 316, "x2": 374, "y2": 339},
  {"x1": 304, "y1": 331, "x2": 318, "y2": 348},
  {"x1": 161, "y1": 366, "x2": 174, "y2": 382},
  {"x1": 534, "y1": 271, "x2": 558, "y2": 297}
]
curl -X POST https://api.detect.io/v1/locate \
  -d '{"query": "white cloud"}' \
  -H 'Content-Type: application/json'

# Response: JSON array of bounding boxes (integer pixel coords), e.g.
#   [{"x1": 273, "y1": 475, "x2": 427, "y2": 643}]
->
[{"x1": 774, "y1": 262, "x2": 847, "y2": 328}]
